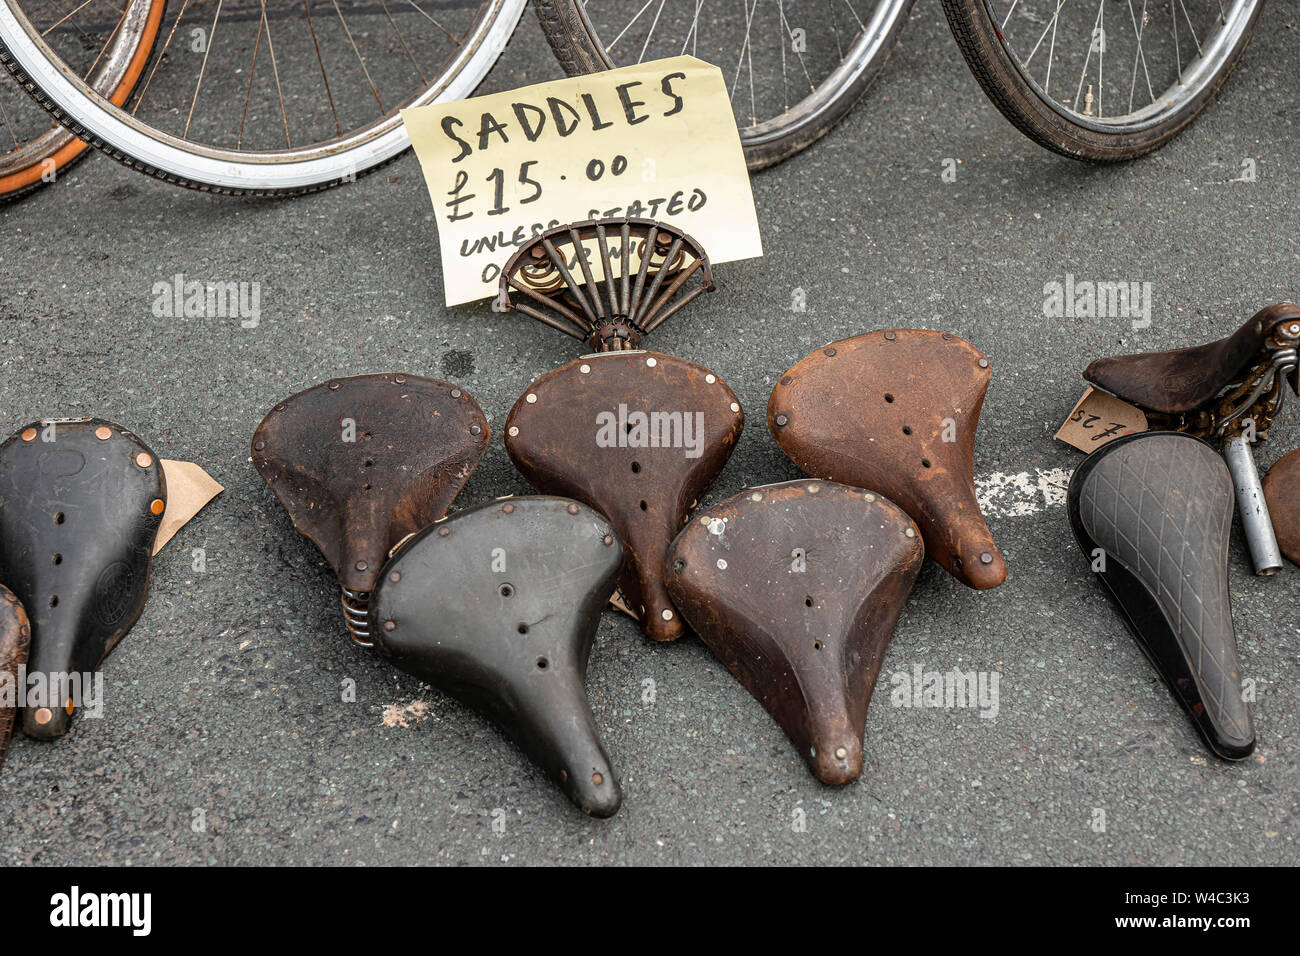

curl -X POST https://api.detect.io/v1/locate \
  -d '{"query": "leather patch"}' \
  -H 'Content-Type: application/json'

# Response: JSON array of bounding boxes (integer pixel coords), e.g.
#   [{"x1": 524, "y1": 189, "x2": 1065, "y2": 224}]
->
[{"x1": 0, "y1": 587, "x2": 30, "y2": 773}]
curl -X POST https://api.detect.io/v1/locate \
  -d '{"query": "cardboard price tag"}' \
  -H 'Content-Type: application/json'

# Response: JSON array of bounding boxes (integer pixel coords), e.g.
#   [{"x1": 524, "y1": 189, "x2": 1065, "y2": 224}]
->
[
  {"x1": 402, "y1": 55, "x2": 762, "y2": 306},
  {"x1": 1054, "y1": 386, "x2": 1148, "y2": 452},
  {"x1": 154, "y1": 460, "x2": 223, "y2": 555}
]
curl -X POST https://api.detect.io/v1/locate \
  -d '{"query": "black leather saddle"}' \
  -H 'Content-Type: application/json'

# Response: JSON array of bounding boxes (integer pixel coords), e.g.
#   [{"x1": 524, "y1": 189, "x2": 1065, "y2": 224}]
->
[
  {"x1": 1068, "y1": 431, "x2": 1254, "y2": 759},
  {"x1": 0, "y1": 586, "x2": 30, "y2": 771},
  {"x1": 0, "y1": 419, "x2": 166, "y2": 740},
  {"x1": 1085, "y1": 303, "x2": 1300, "y2": 416},
  {"x1": 369, "y1": 496, "x2": 625, "y2": 817},
  {"x1": 251, "y1": 374, "x2": 489, "y2": 645},
  {"x1": 666, "y1": 480, "x2": 924, "y2": 784}
]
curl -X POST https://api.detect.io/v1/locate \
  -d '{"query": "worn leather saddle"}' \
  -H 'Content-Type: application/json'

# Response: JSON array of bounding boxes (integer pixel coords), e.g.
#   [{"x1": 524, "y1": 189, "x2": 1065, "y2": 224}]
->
[
  {"x1": 1068, "y1": 431, "x2": 1254, "y2": 759},
  {"x1": 666, "y1": 480, "x2": 924, "y2": 784},
  {"x1": 1263, "y1": 447, "x2": 1300, "y2": 568},
  {"x1": 370, "y1": 496, "x2": 625, "y2": 817},
  {"x1": 0, "y1": 586, "x2": 29, "y2": 771},
  {"x1": 251, "y1": 374, "x2": 489, "y2": 645},
  {"x1": 0, "y1": 419, "x2": 166, "y2": 740},
  {"x1": 1085, "y1": 303, "x2": 1300, "y2": 417},
  {"x1": 768, "y1": 330, "x2": 1006, "y2": 589},
  {"x1": 505, "y1": 352, "x2": 743, "y2": 641}
]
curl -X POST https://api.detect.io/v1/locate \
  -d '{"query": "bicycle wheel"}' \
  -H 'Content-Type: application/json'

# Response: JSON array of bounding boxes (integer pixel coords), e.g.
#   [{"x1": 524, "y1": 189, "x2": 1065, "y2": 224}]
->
[
  {"x1": 0, "y1": 0, "x2": 164, "y2": 201},
  {"x1": 0, "y1": 0, "x2": 526, "y2": 196},
  {"x1": 942, "y1": 0, "x2": 1266, "y2": 161},
  {"x1": 534, "y1": 0, "x2": 916, "y2": 170}
]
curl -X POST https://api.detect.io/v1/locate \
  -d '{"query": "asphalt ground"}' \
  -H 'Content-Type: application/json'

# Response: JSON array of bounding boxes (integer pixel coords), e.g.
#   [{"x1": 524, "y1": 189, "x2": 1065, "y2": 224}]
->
[{"x1": 0, "y1": 3, "x2": 1297, "y2": 866}]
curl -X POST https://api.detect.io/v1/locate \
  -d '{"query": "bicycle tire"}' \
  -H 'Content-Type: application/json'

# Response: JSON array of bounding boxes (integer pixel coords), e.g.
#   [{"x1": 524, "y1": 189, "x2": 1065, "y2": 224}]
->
[
  {"x1": 533, "y1": 0, "x2": 916, "y2": 171},
  {"x1": 0, "y1": 0, "x2": 166, "y2": 203},
  {"x1": 0, "y1": 0, "x2": 527, "y2": 196},
  {"x1": 940, "y1": 0, "x2": 1266, "y2": 161}
]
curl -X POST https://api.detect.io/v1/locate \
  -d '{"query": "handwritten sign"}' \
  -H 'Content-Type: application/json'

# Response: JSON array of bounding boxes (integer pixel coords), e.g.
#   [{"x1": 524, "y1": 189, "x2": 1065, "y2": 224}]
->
[
  {"x1": 402, "y1": 56, "x2": 762, "y2": 306},
  {"x1": 1054, "y1": 386, "x2": 1148, "y2": 452}
]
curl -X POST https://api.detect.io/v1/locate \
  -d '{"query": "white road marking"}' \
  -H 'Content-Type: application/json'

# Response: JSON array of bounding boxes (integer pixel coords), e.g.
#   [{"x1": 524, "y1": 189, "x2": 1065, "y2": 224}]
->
[{"x1": 976, "y1": 467, "x2": 1074, "y2": 518}]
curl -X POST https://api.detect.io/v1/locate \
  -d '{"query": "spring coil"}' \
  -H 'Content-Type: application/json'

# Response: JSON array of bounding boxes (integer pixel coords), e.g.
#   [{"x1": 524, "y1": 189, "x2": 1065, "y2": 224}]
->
[{"x1": 340, "y1": 587, "x2": 373, "y2": 647}]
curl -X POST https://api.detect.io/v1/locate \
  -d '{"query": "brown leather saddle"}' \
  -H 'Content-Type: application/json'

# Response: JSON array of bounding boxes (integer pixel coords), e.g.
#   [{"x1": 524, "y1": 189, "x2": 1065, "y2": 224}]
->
[
  {"x1": 1263, "y1": 447, "x2": 1300, "y2": 568},
  {"x1": 667, "y1": 480, "x2": 924, "y2": 784},
  {"x1": 768, "y1": 330, "x2": 1006, "y2": 590},
  {"x1": 0, "y1": 586, "x2": 29, "y2": 772},
  {"x1": 251, "y1": 374, "x2": 489, "y2": 644},
  {"x1": 0, "y1": 419, "x2": 166, "y2": 740},
  {"x1": 498, "y1": 218, "x2": 741, "y2": 641},
  {"x1": 505, "y1": 353, "x2": 742, "y2": 641},
  {"x1": 1085, "y1": 303, "x2": 1300, "y2": 418}
]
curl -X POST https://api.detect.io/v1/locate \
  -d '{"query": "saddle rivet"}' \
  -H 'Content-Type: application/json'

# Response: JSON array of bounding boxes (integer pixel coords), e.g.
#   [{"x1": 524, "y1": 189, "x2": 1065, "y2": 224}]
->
[
  {"x1": 602, "y1": 535, "x2": 614, "y2": 546},
  {"x1": 580, "y1": 364, "x2": 591, "y2": 374},
  {"x1": 865, "y1": 493, "x2": 875, "y2": 502},
  {"x1": 95, "y1": 426, "x2": 112, "y2": 441},
  {"x1": 470, "y1": 424, "x2": 482, "y2": 436},
  {"x1": 591, "y1": 772, "x2": 604, "y2": 786},
  {"x1": 389, "y1": 572, "x2": 401, "y2": 583},
  {"x1": 526, "y1": 394, "x2": 538, "y2": 404},
  {"x1": 1290, "y1": 325, "x2": 1299, "y2": 335},
  {"x1": 20, "y1": 428, "x2": 36, "y2": 442},
  {"x1": 775, "y1": 414, "x2": 788, "y2": 427},
  {"x1": 502, "y1": 503, "x2": 515, "y2": 514},
  {"x1": 750, "y1": 492, "x2": 762, "y2": 501},
  {"x1": 437, "y1": 527, "x2": 450, "y2": 537},
  {"x1": 730, "y1": 402, "x2": 740, "y2": 413},
  {"x1": 383, "y1": 620, "x2": 396, "y2": 632},
  {"x1": 150, "y1": 499, "x2": 165, "y2": 515},
  {"x1": 705, "y1": 374, "x2": 716, "y2": 384},
  {"x1": 780, "y1": 376, "x2": 792, "y2": 386},
  {"x1": 716, "y1": 559, "x2": 728, "y2": 570},
  {"x1": 254, "y1": 440, "x2": 265, "y2": 451},
  {"x1": 905, "y1": 528, "x2": 916, "y2": 538},
  {"x1": 135, "y1": 453, "x2": 152, "y2": 468},
  {"x1": 979, "y1": 551, "x2": 994, "y2": 564},
  {"x1": 835, "y1": 746, "x2": 848, "y2": 760},
  {"x1": 508, "y1": 426, "x2": 519, "y2": 437},
  {"x1": 824, "y1": 347, "x2": 837, "y2": 357},
  {"x1": 395, "y1": 375, "x2": 407, "y2": 384},
  {"x1": 807, "y1": 484, "x2": 819, "y2": 494},
  {"x1": 328, "y1": 382, "x2": 339, "y2": 390},
  {"x1": 978, "y1": 358, "x2": 990, "y2": 369},
  {"x1": 699, "y1": 516, "x2": 711, "y2": 526},
  {"x1": 646, "y1": 358, "x2": 657, "y2": 368},
  {"x1": 33, "y1": 707, "x2": 52, "y2": 725},
  {"x1": 884, "y1": 331, "x2": 897, "y2": 341},
  {"x1": 559, "y1": 769, "x2": 568, "y2": 783},
  {"x1": 355, "y1": 560, "x2": 368, "y2": 571},
  {"x1": 567, "y1": 503, "x2": 579, "y2": 515},
  {"x1": 660, "y1": 609, "x2": 673, "y2": 621}
]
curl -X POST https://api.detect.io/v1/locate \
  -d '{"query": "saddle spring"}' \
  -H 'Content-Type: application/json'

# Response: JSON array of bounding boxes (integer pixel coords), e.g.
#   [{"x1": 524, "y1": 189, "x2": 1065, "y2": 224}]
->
[{"x1": 340, "y1": 586, "x2": 372, "y2": 647}]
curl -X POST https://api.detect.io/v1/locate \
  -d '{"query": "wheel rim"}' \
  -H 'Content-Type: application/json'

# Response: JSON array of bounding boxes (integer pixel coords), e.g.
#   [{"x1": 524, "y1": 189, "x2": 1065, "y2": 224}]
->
[
  {"x1": 569, "y1": 0, "x2": 912, "y2": 144},
  {"x1": 0, "y1": 0, "x2": 525, "y2": 189},
  {"x1": 981, "y1": 0, "x2": 1260, "y2": 132}
]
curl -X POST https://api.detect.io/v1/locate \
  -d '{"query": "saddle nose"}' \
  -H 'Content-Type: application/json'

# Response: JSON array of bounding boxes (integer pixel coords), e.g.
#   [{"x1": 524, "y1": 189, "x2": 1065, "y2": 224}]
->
[
  {"x1": 1069, "y1": 431, "x2": 1254, "y2": 760},
  {"x1": 768, "y1": 330, "x2": 1006, "y2": 590},
  {"x1": 667, "y1": 480, "x2": 924, "y2": 785},
  {"x1": 370, "y1": 496, "x2": 626, "y2": 816},
  {"x1": 251, "y1": 374, "x2": 489, "y2": 644},
  {"x1": 505, "y1": 351, "x2": 743, "y2": 641},
  {"x1": 0, "y1": 419, "x2": 165, "y2": 741}
]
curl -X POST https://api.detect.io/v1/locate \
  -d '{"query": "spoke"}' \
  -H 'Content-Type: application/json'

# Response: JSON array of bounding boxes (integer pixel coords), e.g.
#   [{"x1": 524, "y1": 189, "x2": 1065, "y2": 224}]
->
[
  {"x1": 728, "y1": 0, "x2": 759, "y2": 107},
  {"x1": 0, "y1": 96, "x2": 20, "y2": 151},
  {"x1": 1072, "y1": 0, "x2": 1105, "y2": 114},
  {"x1": 637, "y1": 0, "x2": 669, "y2": 64},
  {"x1": 381, "y1": 0, "x2": 429, "y2": 84},
  {"x1": 260, "y1": 1, "x2": 292, "y2": 147},
  {"x1": 1023, "y1": 0, "x2": 1069, "y2": 69},
  {"x1": 679, "y1": 0, "x2": 705, "y2": 55},
  {"x1": 184, "y1": 0, "x2": 223, "y2": 140},
  {"x1": 1178, "y1": 0, "x2": 1203, "y2": 57},
  {"x1": 405, "y1": 0, "x2": 460, "y2": 45},
  {"x1": 40, "y1": 0, "x2": 106, "y2": 38},
  {"x1": 778, "y1": 0, "x2": 816, "y2": 92},
  {"x1": 606, "y1": 0, "x2": 658, "y2": 54},
  {"x1": 302, "y1": 0, "x2": 341, "y2": 137},
  {"x1": 1001, "y1": 0, "x2": 1021, "y2": 31},
  {"x1": 1126, "y1": 0, "x2": 1155, "y2": 112},
  {"x1": 332, "y1": 0, "x2": 385, "y2": 113},
  {"x1": 237, "y1": 6, "x2": 265, "y2": 149},
  {"x1": 134, "y1": 0, "x2": 194, "y2": 116}
]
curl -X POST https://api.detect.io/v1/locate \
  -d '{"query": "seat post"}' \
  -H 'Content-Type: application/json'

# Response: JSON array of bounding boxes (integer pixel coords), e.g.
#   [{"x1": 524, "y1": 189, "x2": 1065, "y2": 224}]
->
[{"x1": 1223, "y1": 433, "x2": 1284, "y2": 576}]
